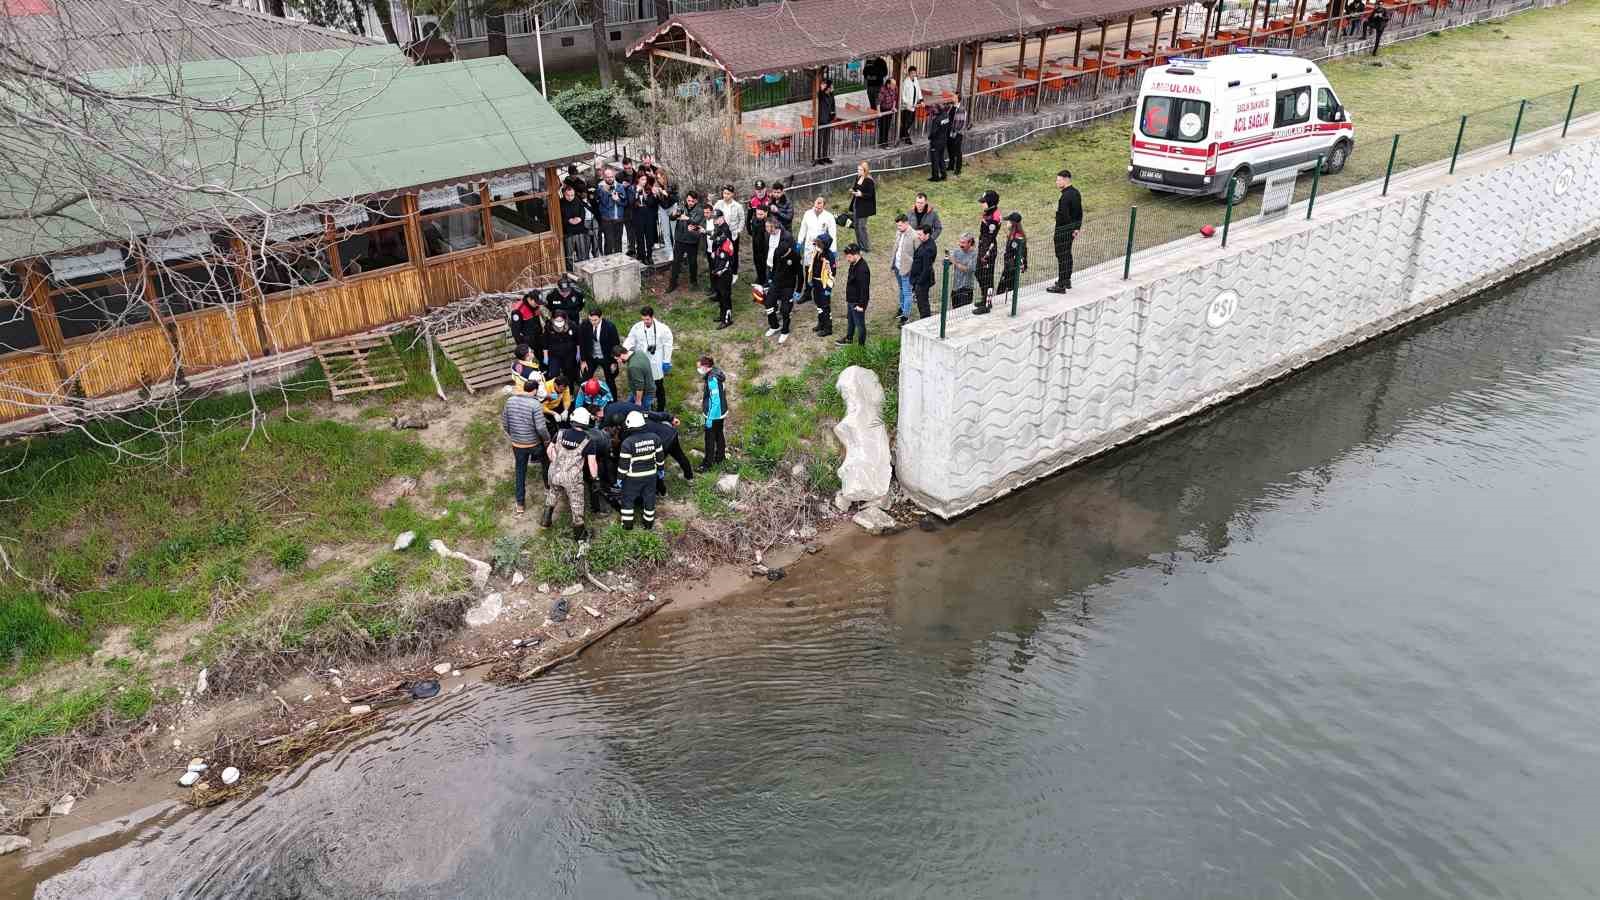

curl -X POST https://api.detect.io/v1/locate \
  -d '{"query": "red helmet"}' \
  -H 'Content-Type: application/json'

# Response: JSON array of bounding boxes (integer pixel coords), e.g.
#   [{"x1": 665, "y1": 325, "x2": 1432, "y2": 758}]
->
[
  {"x1": 582, "y1": 379, "x2": 601, "y2": 398},
  {"x1": 1200, "y1": 224, "x2": 1217, "y2": 238}
]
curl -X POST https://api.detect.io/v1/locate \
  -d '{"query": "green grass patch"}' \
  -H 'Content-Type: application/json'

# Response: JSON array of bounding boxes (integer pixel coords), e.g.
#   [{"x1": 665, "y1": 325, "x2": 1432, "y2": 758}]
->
[
  {"x1": 112, "y1": 682, "x2": 155, "y2": 721},
  {"x1": 0, "y1": 687, "x2": 107, "y2": 774}
]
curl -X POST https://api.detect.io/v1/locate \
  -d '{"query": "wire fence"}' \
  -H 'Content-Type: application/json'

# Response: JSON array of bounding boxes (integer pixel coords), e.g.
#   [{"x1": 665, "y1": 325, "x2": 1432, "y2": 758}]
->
[{"x1": 944, "y1": 76, "x2": 1597, "y2": 333}]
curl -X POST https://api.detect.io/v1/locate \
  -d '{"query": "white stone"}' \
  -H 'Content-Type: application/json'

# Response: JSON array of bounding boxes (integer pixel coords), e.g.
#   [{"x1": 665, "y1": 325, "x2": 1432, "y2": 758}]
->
[
  {"x1": 852, "y1": 506, "x2": 897, "y2": 536},
  {"x1": 428, "y1": 539, "x2": 492, "y2": 591},
  {"x1": 791, "y1": 463, "x2": 807, "y2": 478},
  {"x1": 349, "y1": 705, "x2": 372, "y2": 715},
  {"x1": 798, "y1": 525, "x2": 818, "y2": 540},
  {"x1": 187, "y1": 759, "x2": 207, "y2": 773},
  {"x1": 573, "y1": 253, "x2": 644, "y2": 304},
  {"x1": 451, "y1": 670, "x2": 461, "y2": 677},
  {"x1": 194, "y1": 668, "x2": 209, "y2": 695},
  {"x1": 433, "y1": 662, "x2": 452, "y2": 675},
  {"x1": 172, "y1": 738, "x2": 182, "y2": 748},
  {"x1": 393, "y1": 531, "x2": 416, "y2": 551},
  {"x1": 561, "y1": 584, "x2": 582, "y2": 596},
  {"x1": 715, "y1": 473, "x2": 740, "y2": 496},
  {"x1": 50, "y1": 794, "x2": 75, "y2": 817},
  {"x1": 221, "y1": 767, "x2": 241, "y2": 786},
  {"x1": 583, "y1": 605, "x2": 603, "y2": 619},
  {"x1": 0, "y1": 836, "x2": 30, "y2": 856},
  {"x1": 511, "y1": 571, "x2": 525, "y2": 586},
  {"x1": 179, "y1": 771, "x2": 200, "y2": 787},
  {"x1": 537, "y1": 583, "x2": 551, "y2": 594},
  {"x1": 464, "y1": 592, "x2": 505, "y2": 627},
  {"x1": 833, "y1": 366, "x2": 893, "y2": 508}
]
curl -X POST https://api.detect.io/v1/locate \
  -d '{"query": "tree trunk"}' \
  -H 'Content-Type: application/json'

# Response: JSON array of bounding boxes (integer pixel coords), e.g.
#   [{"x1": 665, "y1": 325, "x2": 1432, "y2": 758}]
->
[
  {"x1": 655, "y1": 0, "x2": 670, "y2": 24},
  {"x1": 487, "y1": 12, "x2": 508, "y2": 57},
  {"x1": 267, "y1": 0, "x2": 286, "y2": 18},
  {"x1": 590, "y1": 0, "x2": 615, "y2": 88},
  {"x1": 371, "y1": 0, "x2": 399, "y2": 42},
  {"x1": 349, "y1": 0, "x2": 367, "y2": 35}
]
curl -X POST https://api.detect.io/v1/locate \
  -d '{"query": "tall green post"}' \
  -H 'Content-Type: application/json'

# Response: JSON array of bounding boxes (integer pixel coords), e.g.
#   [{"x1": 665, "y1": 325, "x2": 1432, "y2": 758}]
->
[
  {"x1": 1306, "y1": 156, "x2": 1322, "y2": 220},
  {"x1": 1381, "y1": 133, "x2": 1400, "y2": 196},
  {"x1": 1122, "y1": 206, "x2": 1138, "y2": 280},
  {"x1": 1563, "y1": 84, "x2": 1580, "y2": 138},
  {"x1": 938, "y1": 258, "x2": 951, "y2": 339},
  {"x1": 1010, "y1": 273, "x2": 1021, "y2": 317},
  {"x1": 1221, "y1": 190, "x2": 1235, "y2": 248},
  {"x1": 1449, "y1": 115, "x2": 1467, "y2": 174},
  {"x1": 1509, "y1": 98, "x2": 1527, "y2": 155}
]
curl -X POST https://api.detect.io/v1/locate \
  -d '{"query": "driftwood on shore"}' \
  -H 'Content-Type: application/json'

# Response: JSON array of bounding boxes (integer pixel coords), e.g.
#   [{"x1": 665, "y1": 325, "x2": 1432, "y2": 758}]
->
[{"x1": 502, "y1": 596, "x2": 672, "y2": 682}]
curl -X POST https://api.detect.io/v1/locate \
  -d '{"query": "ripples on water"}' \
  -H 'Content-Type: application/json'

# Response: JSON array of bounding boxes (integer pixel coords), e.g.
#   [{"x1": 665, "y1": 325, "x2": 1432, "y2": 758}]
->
[{"x1": 31, "y1": 247, "x2": 1600, "y2": 899}]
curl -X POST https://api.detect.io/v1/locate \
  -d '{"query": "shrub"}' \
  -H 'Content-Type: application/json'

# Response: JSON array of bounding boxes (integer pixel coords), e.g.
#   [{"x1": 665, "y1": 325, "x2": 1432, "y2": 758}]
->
[
  {"x1": 553, "y1": 86, "x2": 628, "y2": 143},
  {"x1": 273, "y1": 539, "x2": 309, "y2": 571}
]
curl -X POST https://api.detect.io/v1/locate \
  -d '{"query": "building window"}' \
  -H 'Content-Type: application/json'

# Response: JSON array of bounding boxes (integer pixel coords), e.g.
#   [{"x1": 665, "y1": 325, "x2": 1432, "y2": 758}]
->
[
  {"x1": 48, "y1": 249, "x2": 151, "y2": 340},
  {"x1": 487, "y1": 170, "x2": 550, "y2": 243},
  {"x1": 0, "y1": 266, "x2": 41, "y2": 354},
  {"x1": 419, "y1": 183, "x2": 488, "y2": 258},
  {"x1": 145, "y1": 232, "x2": 242, "y2": 316},
  {"x1": 334, "y1": 197, "x2": 412, "y2": 276},
  {"x1": 560, "y1": 36, "x2": 574, "y2": 46},
  {"x1": 255, "y1": 241, "x2": 335, "y2": 295}
]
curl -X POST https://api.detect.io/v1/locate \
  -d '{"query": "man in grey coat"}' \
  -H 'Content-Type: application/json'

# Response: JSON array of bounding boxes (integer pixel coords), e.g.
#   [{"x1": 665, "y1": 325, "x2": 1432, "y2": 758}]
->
[{"x1": 502, "y1": 380, "x2": 551, "y2": 515}]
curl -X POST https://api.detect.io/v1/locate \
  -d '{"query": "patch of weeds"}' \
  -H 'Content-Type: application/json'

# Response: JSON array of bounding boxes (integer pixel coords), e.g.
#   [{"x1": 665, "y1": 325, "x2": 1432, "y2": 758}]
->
[
  {"x1": 0, "y1": 687, "x2": 107, "y2": 774},
  {"x1": 586, "y1": 524, "x2": 668, "y2": 573},
  {"x1": 364, "y1": 559, "x2": 402, "y2": 596},
  {"x1": 492, "y1": 534, "x2": 529, "y2": 575},
  {"x1": 0, "y1": 594, "x2": 89, "y2": 664},
  {"x1": 103, "y1": 656, "x2": 134, "y2": 673},
  {"x1": 691, "y1": 474, "x2": 732, "y2": 517},
  {"x1": 112, "y1": 682, "x2": 155, "y2": 721},
  {"x1": 130, "y1": 625, "x2": 155, "y2": 653},
  {"x1": 462, "y1": 418, "x2": 500, "y2": 459},
  {"x1": 807, "y1": 453, "x2": 843, "y2": 495},
  {"x1": 272, "y1": 538, "x2": 309, "y2": 571},
  {"x1": 660, "y1": 520, "x2": 686, "y2": 538},
  {"x1": 533, "y1": 542, "x2": 580, "y2": 585}
]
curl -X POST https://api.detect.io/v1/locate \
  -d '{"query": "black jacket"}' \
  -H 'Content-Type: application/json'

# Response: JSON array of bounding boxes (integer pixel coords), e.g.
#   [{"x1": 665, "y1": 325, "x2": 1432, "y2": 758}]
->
[
  {"x1": 862, "y1": 57, "x2": 888, "y2": 90},
  {"x1": 1003, "y1": 232, "x2": 1029, "y2": 273},
  {"x1": 1055, "y1": 186, "x2": 1084, "y2": 239},
  {"x1": 928, "y1": 106, "x2": 952, "y2": 145},
  {"x1": 545, "y1": 285, "x2": 585, "y2": 320},
  {"x1": 770, "y1": 231, "x2": 804, "y2": 298},
  {"x1": 543, "y1": 324, "x2": 577, "y2": 372},
  {"x1": 509, "y1": 298, "x2": 545, "y2": 357},
  {"x1": 576, "y1": 317, "x2": 622, "y2": 363},
  {"x1": 601, "y1": 401, "x2": 671, "y2": 429},
  {"x1": 850, "y1": 176, "x2": 877, "y2": 220},
  {"x1": 909, "y1": 239, "x2": 937, "y2": 289},
  {"x1": 559, "y1": 197, "x2": 586, "y2": 235},
  {"x1": 817, "y1": 89, "x2": 836, "y2": 126},
  {"x1": 769, "y1": 195, "x2": 795, "y2": 231},
  {"x1": 845, "y1": 257, "x2": 871, "y2": 309}
]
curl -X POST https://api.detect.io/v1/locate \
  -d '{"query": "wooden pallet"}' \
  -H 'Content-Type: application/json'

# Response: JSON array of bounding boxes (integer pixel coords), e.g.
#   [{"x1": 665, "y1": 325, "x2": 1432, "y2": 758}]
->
[
  {"x1": 434, "y1": 319, "x2": 515, "y2": 394},
  {"x1": 312, "y1": 333, "x2": 406, "y2": 400}
]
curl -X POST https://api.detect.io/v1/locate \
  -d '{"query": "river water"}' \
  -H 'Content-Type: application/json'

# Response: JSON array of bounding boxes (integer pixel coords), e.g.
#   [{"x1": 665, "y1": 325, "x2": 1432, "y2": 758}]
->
[{"x1": 19, "y1": 246, "x2": 1600, "y2": 899}]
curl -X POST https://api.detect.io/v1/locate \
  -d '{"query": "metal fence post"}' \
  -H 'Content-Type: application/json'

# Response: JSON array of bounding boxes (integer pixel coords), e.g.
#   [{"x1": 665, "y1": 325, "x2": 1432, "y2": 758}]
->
[
  {"x1": 1306, "y1": 156, "x2": 1322, "y2": 220},
  {"x1": 1122, "y1": 206, "x2": 1138, "y2": 280},
  {"x1": 1563, "y1": 84, "x2": 1580, "y2": 138},
  {"x1": 1221, "y1": 190, "x2": 1235, "y2": 248},
  {"x1": 1509, "y1": 99, "x2": 1527, "y2": 155},
  {"x1": 1449, "y1": 115, "x2": 1467, "y2": 174},
  {"x1": 1010, "y1": 274, "x2": 1020, "y2": 317},
  {"x1": 1381, "y1": 133, "x2": 1399, "y2": 196},
  {"x1": 938, "y1": 258, "x2": 951, "y2": 339}
]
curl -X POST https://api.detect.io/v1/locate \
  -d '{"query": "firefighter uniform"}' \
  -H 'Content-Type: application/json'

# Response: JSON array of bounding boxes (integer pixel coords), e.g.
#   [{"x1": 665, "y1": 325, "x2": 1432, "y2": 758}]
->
[
  {"x1": 618, "y1": 412, "x2": 664, "y2": 530},
  {"x1": 543, "y1": 427, "x2": 592, "y2": 539}
]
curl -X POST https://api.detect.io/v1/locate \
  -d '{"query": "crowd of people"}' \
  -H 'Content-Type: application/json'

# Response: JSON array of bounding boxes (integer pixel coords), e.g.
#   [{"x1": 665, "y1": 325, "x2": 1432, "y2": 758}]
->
[{"x1": 501, "y1": 280, "x2": 728, "y2": 539}]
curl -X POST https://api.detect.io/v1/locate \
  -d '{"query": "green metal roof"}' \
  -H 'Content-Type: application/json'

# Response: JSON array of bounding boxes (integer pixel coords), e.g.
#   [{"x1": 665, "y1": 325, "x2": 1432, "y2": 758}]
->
[{"x1": 0, "y1": 47, "x2": 591, "y2": 264}]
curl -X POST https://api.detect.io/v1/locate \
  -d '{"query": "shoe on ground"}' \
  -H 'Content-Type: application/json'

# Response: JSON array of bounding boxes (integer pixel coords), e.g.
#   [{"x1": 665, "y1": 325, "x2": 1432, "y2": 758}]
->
[
  {"x1": 835, "y1": 337, "x2": 851, "y2": 345},
  {"x1": 1045, "y1": 285, "x2": 1066, "y2": 294},
  {"x1": 515, "y1": 504, "x2": 526, "y2": 517},
  {"x1": 765, "y1": 327, "x2": 779, "y2": 337},
  {"x1": 778, "y1": 333, "x2": 789, "y2": 344},
  {"x1": 540, "y1": 507, "x2": 554, "y2": 528},
  {"x1": 717, "y1": 321, "x2": 731, "y2": 330}
]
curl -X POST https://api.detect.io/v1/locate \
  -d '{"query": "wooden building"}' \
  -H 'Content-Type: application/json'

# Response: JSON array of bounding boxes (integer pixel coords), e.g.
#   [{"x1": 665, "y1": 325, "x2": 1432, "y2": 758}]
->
[{"x1": 0, "y1": 43, "x2": 589, "y2": 425}]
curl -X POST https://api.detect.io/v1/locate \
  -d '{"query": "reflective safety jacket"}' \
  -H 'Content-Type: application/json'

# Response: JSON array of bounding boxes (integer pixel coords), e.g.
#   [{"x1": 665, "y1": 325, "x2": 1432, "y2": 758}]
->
[{"x1": 618, "y1": 431, "x2": 663, "y2": 479}]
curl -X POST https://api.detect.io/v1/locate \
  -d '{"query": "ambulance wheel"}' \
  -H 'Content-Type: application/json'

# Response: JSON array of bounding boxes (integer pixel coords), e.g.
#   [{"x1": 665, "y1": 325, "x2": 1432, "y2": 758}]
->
[
  {"x1": 1223, "y1": 168, "x2": 1252, "y2": 205},
  {"x1": 1322, "y1": 141, "x2": 1351, "y2": 175}
]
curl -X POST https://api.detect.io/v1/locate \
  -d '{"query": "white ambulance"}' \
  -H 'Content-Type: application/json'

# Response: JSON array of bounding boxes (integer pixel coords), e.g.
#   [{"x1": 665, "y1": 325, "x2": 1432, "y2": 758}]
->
[{"x1": 1128, "y1": 49, "x2": 1354, "y2": 203}]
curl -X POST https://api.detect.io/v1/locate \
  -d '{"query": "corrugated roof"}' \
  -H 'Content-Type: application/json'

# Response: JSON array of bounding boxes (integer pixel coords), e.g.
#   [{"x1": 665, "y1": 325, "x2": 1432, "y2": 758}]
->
[
  {"x1": 1, "y1": 48, "x2": 592, "y2": 262},
  {"x1": 630, "y1": 0, "x2": 1172, "y2": 79},
  {"x1": 1, "y1": 0, "x2": 378, "y2": 72}
]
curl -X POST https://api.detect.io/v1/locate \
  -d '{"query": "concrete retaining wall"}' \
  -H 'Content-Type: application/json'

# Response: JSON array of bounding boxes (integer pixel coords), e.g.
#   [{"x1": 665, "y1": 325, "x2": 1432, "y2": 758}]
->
[{"x1": 896, "y1": 120, "x2": 1600, "y2": 517}]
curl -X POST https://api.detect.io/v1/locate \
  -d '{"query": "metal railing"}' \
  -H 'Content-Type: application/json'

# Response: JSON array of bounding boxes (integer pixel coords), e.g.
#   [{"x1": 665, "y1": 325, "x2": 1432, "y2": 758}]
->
[{"x1": 930, "y1": 75, "x2": 1597, "y2": 333}]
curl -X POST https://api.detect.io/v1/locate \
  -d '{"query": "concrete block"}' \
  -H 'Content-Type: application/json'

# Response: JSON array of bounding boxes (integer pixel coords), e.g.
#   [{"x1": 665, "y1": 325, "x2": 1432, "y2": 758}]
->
[
  {"x1": 574, "y1": 254, "x2": 644, "y2": 305},
  {"x1": 833, "y1": 366, "x2": 893, "y2": 507}
]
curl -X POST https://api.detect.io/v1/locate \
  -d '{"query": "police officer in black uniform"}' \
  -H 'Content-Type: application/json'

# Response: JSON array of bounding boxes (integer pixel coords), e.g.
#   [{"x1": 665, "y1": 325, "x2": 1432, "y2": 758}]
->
[
  {"x1": 544, "y1": 274, "x2": 585, "y2": 322},
  {"x1": 975, "y1": 189, "x2": 1001, "y2": 304}
]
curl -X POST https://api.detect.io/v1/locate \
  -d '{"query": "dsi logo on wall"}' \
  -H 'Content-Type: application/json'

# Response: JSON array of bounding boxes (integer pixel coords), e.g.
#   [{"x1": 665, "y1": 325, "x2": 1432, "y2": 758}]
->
[
  {"x1": 1553, "y1": 165, "x2": 1574, "y2": 197},
  {"x1": 1206, "y1": 290, "x2": 1240, "y2": 329}
]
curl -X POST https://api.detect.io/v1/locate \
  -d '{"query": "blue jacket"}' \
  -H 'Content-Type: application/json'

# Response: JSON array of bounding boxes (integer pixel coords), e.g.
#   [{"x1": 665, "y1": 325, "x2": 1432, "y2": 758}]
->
[{"x1": 595, "y1": 180, "x2": 635, "y2": 221}]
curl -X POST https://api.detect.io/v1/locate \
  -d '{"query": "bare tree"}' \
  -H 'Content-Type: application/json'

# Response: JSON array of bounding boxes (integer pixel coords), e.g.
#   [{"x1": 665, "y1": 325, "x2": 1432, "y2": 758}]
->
[
  {"x1": 0, "y1": 0, "x2": 403, "y2": 453},
  {"x1": 590, "y1": 0, "x2": 616, "y2": 87},
  {"x1": 616, "y1": 69, "x2": 750, "y2": 192}
]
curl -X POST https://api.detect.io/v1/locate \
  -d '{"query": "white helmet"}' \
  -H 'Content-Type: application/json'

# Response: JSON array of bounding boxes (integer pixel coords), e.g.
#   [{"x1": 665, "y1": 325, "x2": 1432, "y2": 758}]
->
[
  {"x1": 570, "y1": 406, "x2": 592, "y2": 426},
  {"x1": 624, "y1": 410, "x2": 646, "y2": 429}
]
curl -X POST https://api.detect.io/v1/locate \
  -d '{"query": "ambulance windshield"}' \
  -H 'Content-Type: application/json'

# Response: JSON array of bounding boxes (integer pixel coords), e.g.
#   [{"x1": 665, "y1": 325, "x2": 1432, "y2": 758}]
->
[{"x1": 1140, "y1": 96, "x2": 1210, "y2": 143}]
